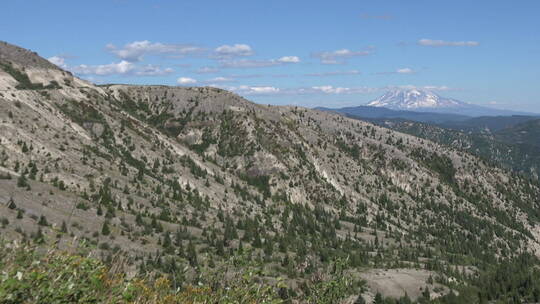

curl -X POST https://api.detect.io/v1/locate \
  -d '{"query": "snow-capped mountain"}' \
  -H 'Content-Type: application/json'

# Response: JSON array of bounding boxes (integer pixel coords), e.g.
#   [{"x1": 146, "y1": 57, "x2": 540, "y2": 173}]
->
[
  {"x1": 367, "y1": 89, "x2": 466, "y2": 110},
  {"x1": 366, "y1": 89, "x2": 536, "y2": 117}
]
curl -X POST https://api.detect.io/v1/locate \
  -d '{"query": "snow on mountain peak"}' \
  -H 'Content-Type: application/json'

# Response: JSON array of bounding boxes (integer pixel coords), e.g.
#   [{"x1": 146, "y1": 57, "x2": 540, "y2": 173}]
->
[{"x1": 367, "y1": 88, "x2": 466, "y2": 110}]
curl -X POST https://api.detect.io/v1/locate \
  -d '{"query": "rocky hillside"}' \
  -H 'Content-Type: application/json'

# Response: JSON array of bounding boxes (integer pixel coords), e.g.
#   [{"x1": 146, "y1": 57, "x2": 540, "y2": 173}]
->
[{"x1": 1, "y1": 42, "x2": 540, "y2": 302}]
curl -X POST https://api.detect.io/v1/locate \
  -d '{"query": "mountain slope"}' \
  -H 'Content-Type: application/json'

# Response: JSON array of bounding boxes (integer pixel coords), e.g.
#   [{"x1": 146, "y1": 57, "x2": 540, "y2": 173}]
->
[
  {"x1": 1, "y1": 42, "x2": 540, "y2": 302},
  {"x1": 370, "y1": 118, "x2": 540, "y2": 180},
  {"x1": 496, "y1": 119, "x2": 540, "y2": 147}
]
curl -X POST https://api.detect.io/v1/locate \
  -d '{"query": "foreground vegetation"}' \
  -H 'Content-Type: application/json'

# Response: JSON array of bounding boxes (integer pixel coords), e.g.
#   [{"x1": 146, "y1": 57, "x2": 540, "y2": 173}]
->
[
  {"x1": 0, "y1": 240, "x2": 356, "y2": 304},
  {"x1": 2, "y1": 240, "x2": 540, "y2": 303}
]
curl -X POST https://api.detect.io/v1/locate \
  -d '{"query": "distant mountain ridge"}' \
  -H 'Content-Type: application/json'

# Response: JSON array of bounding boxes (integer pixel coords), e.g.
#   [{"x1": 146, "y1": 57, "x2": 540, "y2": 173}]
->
[
  {"x1": 366, "y1": 88, "x2": 537, "y2": 117},
  {"x1": 315, "y1": 105, "x2": 471, "y2": 124},
  {"x1": 440, "y1": 115, "x2": 540, "y2": 133},
  {"x1": 368, "y1": 89, "x2": 465, "y2": 110}
]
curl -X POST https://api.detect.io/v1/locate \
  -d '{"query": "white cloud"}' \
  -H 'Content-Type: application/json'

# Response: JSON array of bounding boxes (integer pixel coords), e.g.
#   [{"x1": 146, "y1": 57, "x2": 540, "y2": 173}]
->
[
  {"x1": 195, "y1": 66, "x2": 220, "y2": 74},
  {"x1": 227, "y1": 85, "x2": 281, "y2": 95},
  {"x1": 228, "y1": 74, "x2": 264, "y2": 79},
  {"x1": 47, "y1": 56, "x2": 68, "y2": 69},
  {"x1": 396, "y1": 68, "x2": 414, "y2": 74},
  {"x1": 385, "y1": 85, "x2": 455, "y2": 92},
  {"x1": 375, "y1": 68, "x2": 416, "y2": 75},
  {"x1": 249, "y1": 86, "x2": 280, "y2": 94},
  {"x1": 48, "y1": 54, "x2": 174, "y2": 77},
  {"x1": 223, "y1": 84, "x2": 379, "y2": 97},
  {"x1": 177, "y1": 77, "x2": 197, "y2": 85},
  {"x1": 214, "y1": 44, "x2": 253, "y2": 58},
  {"x1": 418, "y1": 39, "x2": 479, "y2": 47},
  {"x1": 220, "y1": 56, "x2": 301, "y2": 69},
  {"x1": 312, "y1": 86, "x2": 351, "y2": 94},
  {"x1": 134, "y1": 65, "x2": 174, "y2": 76},
  {"x1": 309, "y1": 85, "x2": 378, "y2": 94},
  {"x1": 107, "y1": 40, "x2": 204, "y2": 62},
  {"x1": 277, "y1": 56, "x2": 300, "y2": 63},
  {"x1": 306, "y1": 70, "x2": 360, "y2": 77},
  {"x1": 71, "y1": 61, "x2": 134, "y2": 75},
  {"x1": 219, "y1": 59, "x2": 277, "y2": 68},
  {"x1": 206, "y1": 76, "x2": 234, "y2": 83},
  {"x1": 313, "y1": 49, "x2": 372, "y2": 64},
  {"x1": 66, "y1": 60, "x2": 173, "y2": 77},
  {"x1": 422, "y1": 85, "x2": 453, "y2": 91}
]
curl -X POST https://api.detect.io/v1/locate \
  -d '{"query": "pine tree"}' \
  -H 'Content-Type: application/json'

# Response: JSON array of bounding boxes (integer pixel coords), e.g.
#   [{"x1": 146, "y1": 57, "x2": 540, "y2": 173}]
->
[
  {"x1": 163, "y1": 232, "x2": 171, "y2": 249},
  {"x1": 38, "y1": 215, "x2": 48, "y2": 226},
  {"x1": 34, "y1": 228, "x2": 45, "y2": 244},
  {"x1": 216, "y1": 238, "x2": 225, "y2": 256},
  {"x1": 7, "y1": 197, "x2": 16, "y2": 209},
  {"x1": 105, "y1": 206, "x2": 115, "y2": 218},
  {"x1": 187, "y1": 241, "x2": 198, "y2": 267},
  {"x1": 101, "y1": 220, "x2": 111, "y2": 235},
  {"x1": 421, "y1": 287, "x2": 430, "y2": 300},
  {"x1": 264, "y1": 237, "x2": 274, "y2": 256},
  {"x1": 208, "y1": 255, "x2": 215, "y2": 268},
  {"x1": 238, "y1": 240, "x2": 244, "y2": 254},
  {"x1": 252, "y1": 233, "x2": 262, "y2": 248},
  {"x1": 374, "y1": 292, "x2": 384, "y2": 304},
  {"x1": 279, "y1": 237, "x2": 287, "y2": 252},
  {"x1": 135, "y1": 213, "x2": 143, "y2": 226},
  {"x1": 29, "y1": 163, "x2": 38, "y2": 180},
  {"x1": 154, "y1": 219, "x2": 163, "y2": 233},
  {"x1": 61, "y1": 221, "x2": 68, "y2": 233},
  {"x1": 17, "y1": 174, "x2": 28, "y2": 188}
]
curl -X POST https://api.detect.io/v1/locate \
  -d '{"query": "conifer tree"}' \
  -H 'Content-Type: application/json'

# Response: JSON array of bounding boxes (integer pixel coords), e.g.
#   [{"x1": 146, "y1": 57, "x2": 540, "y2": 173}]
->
[
  {"x1": 101, "y1": 220, "x2": 111, "y2": 235},
  {"x1": 17, "y1": 174, "x2": 28, "y2": 188},
  {"x1": 7, "y1": 197, "x2": 16, "y2": 209},
  {"x1": 34, "y1": 228, "x2": 45, "y2": 244},
  {"x1": 61, "y1": 221, "x2": 68, "y2": 233},
  {"x1": 38, "y1": 215, "x2": 48, "y2": 226}
]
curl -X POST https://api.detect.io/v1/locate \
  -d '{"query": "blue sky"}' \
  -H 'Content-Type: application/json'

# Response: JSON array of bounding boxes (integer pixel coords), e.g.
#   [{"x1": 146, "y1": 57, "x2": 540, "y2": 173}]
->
[{"x1": 1, "y1": 0, "x2": 539, "y2": 111}]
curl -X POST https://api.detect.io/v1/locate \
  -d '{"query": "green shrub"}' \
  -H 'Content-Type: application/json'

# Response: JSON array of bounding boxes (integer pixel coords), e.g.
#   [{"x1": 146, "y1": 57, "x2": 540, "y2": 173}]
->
[{"x1": 0, "y1": 241, "x2": 355, "y2": 304}]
